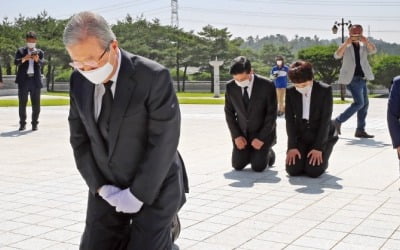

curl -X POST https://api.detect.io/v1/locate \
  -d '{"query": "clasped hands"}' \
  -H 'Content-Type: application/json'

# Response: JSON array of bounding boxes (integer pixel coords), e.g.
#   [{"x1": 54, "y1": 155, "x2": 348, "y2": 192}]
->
[
  {"x1": 286, "y1": 148, "x2": 323, "y2": 166},
  {"x1": 234, "y1": 136, "x2": 264, "y2": 150},
  {"x1": 98, "y1": 185, "x2": 143, "y2": 213}
]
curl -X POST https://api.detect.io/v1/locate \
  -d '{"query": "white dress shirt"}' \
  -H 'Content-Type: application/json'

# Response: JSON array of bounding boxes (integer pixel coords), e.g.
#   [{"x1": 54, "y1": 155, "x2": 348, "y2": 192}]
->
[
  {"x1": 27, "y1": 49, "x2": 34, "y2": 74},
  {"x1": 241, "y1": 74, "x2": 255, "y2": 98},
  {"x1": 94, "y1": 48, "x2": 122, "y2": 121},
  {"x1": 302, "y1": 85, "x2": 313, "y2": 120}
]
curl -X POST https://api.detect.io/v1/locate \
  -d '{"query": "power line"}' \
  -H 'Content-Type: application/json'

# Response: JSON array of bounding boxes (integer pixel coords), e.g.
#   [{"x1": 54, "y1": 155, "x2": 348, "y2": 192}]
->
[
  {"x1": 57, "y1": 0, "x2": 163, "y2": 19},
  {"x1": 180, "y1": 6, "x2": 400, "y2": 22},
  {"x1": 232, "y1": 0, "x2": 400, "y2": 6},
  {"x1": 180, "y1": 18, "x2": 400, "y2": 33}
]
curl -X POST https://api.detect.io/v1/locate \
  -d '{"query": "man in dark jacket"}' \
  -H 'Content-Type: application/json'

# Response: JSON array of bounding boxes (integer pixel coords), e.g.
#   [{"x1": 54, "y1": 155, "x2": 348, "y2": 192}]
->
[
  {"x1": 14, "y1": 31, "x2": 44, "y2": 131},
  {"x1": 64, "y1": 11, "x2": 187, "y2": 250},
  {"x1": 225, "y1": 56, "x2": 277, "y2": 172}
]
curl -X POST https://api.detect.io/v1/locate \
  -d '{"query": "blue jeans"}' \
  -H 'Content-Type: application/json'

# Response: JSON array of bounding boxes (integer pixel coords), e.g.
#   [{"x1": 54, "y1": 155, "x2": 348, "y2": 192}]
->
[{"x1": 336, "y1": 76, "x2": 369, "y2": 131}]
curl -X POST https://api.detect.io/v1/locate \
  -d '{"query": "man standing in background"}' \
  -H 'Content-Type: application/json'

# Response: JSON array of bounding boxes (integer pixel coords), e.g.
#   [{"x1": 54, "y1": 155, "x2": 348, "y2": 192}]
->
[
  {"x1": 14, "y1": 31, "x2": 44, "y2": 131},
  {"x1": 333, "y1": 24, "x2": 377, "y2": 138}
]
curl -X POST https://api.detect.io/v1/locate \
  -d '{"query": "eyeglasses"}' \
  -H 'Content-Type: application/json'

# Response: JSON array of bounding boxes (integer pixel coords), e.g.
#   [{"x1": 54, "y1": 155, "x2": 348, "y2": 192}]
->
[{"x1": 69, "y1": 46, "x2": 110, "y2": 69}]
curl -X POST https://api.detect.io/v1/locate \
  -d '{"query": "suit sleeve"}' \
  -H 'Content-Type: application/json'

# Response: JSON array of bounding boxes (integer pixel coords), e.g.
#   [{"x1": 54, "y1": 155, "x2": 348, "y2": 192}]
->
[
  {"x1": 130, "y1": 69, "x2": 180, "y2": 205},
  {"x1": 14, "y1": 49, "x2": 25, "y2": 66},
  {"x1": 387, "y1": 77, "x2": 400, "y2": 149},
  {"x1": 313, "y1": 86, "x2": 333, "y2": 151},
  {"x1": 37, "y1": 50, "x2": 44, "y2": 66},
  {"x1": 69, "y1": 78, "x2": 107, "y2": 195},
  {"x1": 285, "y1": 89, "x2": 298, "y2": 149},
  {"x1": 224, "y1": 87, "x2": 242, "y2": 139},
  {"x1": 257, "y1": 82, "x2": 277, "y2": 142}
]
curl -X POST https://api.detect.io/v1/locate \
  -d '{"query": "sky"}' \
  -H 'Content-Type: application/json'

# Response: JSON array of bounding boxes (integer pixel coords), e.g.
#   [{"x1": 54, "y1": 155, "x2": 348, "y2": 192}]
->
[{"x1": 1, "y1": 0, "x2": 400, "y2": 43}]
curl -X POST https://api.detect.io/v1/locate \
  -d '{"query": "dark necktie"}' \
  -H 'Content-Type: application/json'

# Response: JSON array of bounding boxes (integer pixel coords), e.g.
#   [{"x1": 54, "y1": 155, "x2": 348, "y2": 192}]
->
[
  {"x1": 243, "y1": 86, "x2": 250, "y2": 109},
  {"x1": 98, "y1": 81, "x2": 114, "y2": 147}
]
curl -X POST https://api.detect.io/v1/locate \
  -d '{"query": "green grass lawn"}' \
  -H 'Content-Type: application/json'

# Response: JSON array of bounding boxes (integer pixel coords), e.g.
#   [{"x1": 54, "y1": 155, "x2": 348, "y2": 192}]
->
[
  {"x1": 0, "y1": 99, "x2": 69, "y2": 107},
  {"x1": 177, "y1": 92, "x2": 221, "y2": 98},
  {"x1": 178, "y1": 98, "x2": 225, "y2": 104},
  {"x1": 0, "y1": 91, "x2": 352, "y2": 107},
  {"x1": 333, "y1": 100, "x2": 351, "y2": 104},
  {"x1": 45, "y1": 92, "x2": 69, "y2": 97}
]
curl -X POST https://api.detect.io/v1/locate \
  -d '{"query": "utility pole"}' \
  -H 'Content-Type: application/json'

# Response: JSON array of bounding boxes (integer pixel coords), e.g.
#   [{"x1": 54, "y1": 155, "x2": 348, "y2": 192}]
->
[
  {"x1": 332, "y1": 18, "x2": 352, "y2": 101},
  {"x1": 171, "y1": 0, "x2": 178, "y2": 28},
  {"x1": 171, "y1": 0, "x2": 180, "y2": 91}
]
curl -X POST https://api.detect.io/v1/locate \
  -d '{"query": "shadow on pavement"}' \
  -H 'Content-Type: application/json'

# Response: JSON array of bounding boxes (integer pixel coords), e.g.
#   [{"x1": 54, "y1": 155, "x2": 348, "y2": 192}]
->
[
  {"x1": 0, "y1": 129, "x2": 33, "y2": 137},
  {"x1": 223, "y1": 168, "x2": 281, "y2": 188},
  {"x1": 288, "y1": 173, "x2": 343, "y2": 194},
  {"x1": 342, "y1": 137, "x2": 391, "y2": 148}
]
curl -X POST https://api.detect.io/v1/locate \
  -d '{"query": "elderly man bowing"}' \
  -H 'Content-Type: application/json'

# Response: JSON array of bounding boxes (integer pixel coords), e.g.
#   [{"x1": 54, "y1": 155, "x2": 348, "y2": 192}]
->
[{"x1": 63, "y1": 11, "x2": 187, "y2": 250}]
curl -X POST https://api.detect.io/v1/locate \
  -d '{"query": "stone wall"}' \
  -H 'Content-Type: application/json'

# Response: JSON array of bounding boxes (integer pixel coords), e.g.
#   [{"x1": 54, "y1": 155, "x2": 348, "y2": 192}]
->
[{"x1": 0, "y1": 75, "x2": 47, "y2": 96}]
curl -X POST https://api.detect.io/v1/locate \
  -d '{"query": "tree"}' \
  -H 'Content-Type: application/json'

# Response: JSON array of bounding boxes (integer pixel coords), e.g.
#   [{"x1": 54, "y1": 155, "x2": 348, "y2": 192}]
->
[
  {"x1": 260, "y1": 44, "x2": 294, "y2": 66},
  {"x1": 297, "y1": 45, "x2": 341, "y2": 84},
  {"x1": 198, "y1": 25, "x2": 232, "y2": 92},
  {"x1": 371, "y1": 54, "x2": 400, "y2": 89}
]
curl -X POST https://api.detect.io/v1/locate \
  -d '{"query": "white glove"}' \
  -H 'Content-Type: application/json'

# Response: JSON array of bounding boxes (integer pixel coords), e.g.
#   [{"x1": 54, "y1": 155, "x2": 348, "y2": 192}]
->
[
  {"x1": 104, "y1": 188, "x2": 143, "y2": 214},
  {"x1": 98, "y1": 185, "x2": 121, "y2": 199}
]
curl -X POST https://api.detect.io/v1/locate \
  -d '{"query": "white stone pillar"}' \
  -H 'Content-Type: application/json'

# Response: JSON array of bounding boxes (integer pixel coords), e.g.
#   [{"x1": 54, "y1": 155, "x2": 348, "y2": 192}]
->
[{"x1": 209, "y1": 58, "x2": 224, "y2": 98}]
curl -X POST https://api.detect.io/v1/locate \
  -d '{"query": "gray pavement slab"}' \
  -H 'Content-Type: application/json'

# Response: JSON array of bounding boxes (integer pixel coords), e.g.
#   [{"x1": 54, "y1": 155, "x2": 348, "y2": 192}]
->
[{"x1": 0, "y1": 98, "x2": 399, "y2": 249}]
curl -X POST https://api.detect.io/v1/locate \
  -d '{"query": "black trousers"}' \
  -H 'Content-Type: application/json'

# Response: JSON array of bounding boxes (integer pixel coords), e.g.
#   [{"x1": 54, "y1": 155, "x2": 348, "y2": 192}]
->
[
  {"x1": 286, "y1": 122, "x2": 338, "y2": 178},
  {"x1": 232, "y1": 142, "x2": 272, "y2": 172},
  {"x1": 80, "y1": 164, "x2": 184, "y2": 250},
  {"x1": 18, "y1": 77, "x2": 41, "y2": 126}
]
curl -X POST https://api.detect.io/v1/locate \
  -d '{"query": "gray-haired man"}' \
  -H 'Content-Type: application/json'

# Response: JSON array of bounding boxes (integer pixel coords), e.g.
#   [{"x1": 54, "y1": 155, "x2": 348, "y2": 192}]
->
[{"x1": 64, "y1": 11, "x2": 188, "y2": 249}]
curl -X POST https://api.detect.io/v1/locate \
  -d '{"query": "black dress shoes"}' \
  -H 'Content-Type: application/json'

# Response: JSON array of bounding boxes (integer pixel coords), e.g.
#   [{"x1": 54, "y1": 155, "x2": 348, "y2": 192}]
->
[
  {"x1": 355, "y1": 130, "x2": 374, "y2": 138},
  {"x1": 333, "y1": 120, "x2": 341, "y2": 135},
  {"x1": 19, "y1": 125, "x2": 26, "y2": 131},
  {"x1": 32, "y1": 124, "x2": 38, "y2": 131}
]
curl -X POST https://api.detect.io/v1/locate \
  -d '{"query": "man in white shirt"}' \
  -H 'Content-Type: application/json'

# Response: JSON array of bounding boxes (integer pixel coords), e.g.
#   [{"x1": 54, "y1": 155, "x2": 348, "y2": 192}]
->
[{"x1": 14, "y1": 31, "x2": 44, "y2": 131}]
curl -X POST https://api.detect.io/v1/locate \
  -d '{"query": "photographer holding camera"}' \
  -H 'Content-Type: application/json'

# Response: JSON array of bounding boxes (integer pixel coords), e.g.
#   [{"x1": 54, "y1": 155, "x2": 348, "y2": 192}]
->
[
  {"x1": 14, "y1": 31, "x2": 44, "y2": 131},
  {"x1": 333, "y1": 24, "x2": 377, "y2": 138}
]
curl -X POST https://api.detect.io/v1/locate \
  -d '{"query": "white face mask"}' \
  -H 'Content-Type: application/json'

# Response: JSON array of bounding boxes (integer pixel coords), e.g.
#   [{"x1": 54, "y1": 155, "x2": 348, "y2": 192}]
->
[
  {"x1": 77, "y1": 52, "x2": 114, "y2": 84},
  {"x1": 276, "y1": 60, "x2": 283, "y2": 66},
  {"x1": 27, "y1": 43, "x2": 36, "y2": 49},
  {"x1": 295, "y1": 85, "x2": 312, "y2": 95},
  {"x1": 235, "y1": 79, "x2": 250, "y2": 88}
]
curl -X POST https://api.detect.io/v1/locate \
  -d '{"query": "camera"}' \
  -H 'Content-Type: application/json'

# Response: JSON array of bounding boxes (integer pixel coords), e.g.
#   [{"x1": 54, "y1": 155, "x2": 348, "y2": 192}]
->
[
  {"x1": 350, "y1": 35, "x2": 361, "y2": 42},
  {"x1": 30, "y1": 49, "x2": 38, "y2": 56}
]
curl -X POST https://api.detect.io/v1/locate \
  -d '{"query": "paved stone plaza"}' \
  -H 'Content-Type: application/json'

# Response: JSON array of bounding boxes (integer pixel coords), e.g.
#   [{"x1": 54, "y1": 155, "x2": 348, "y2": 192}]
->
[{"x1": 0, "y1": 97, "x2": 399, "y2": 249}]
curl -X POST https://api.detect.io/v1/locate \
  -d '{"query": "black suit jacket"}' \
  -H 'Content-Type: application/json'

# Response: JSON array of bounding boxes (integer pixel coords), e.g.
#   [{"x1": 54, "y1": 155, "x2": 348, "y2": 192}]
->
[
  {"x1": 0, "y1": 62, "x2": 2, "y2": 82},
  {"x1": 14, "y1": 47, "x2": 44, "y2": 88},
  {"x1": 69, "y1": 49, "x2": 186, "y2": 206},
  {"x1": 285, "y1": 81, "x2": 333, "y2": 151},
  {"x1": 224, "y1": 74, "x2": 277, "y2": 148}
]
